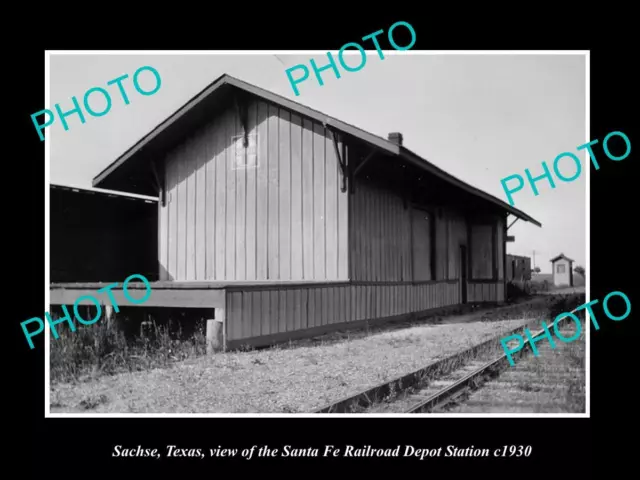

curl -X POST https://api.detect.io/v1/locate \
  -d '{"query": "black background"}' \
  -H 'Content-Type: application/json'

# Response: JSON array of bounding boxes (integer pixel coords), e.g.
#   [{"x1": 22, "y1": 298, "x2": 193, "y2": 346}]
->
[{"x1": 11, "y1": 11, "x2": 634, "y2": 477}]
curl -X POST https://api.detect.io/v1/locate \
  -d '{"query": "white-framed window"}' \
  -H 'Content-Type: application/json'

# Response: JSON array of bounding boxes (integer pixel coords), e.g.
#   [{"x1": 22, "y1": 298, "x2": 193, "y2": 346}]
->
[{"x1": 557, "y1": 264, "x2": 566, "y2": 274}]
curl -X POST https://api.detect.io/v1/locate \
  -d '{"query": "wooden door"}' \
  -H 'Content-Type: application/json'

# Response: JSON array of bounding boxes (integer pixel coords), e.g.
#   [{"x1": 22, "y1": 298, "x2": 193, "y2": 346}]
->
[{"x1": 460, "y1": 245, "x2": 468, "y2": 303}]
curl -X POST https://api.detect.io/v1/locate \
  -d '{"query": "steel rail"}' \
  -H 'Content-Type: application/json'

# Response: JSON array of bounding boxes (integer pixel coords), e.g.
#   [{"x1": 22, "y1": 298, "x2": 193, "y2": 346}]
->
[
  {"x1": 404, "y1": 306, "x2": 583, "y2": 413},
  {"x1": 312, "y1": 318, "x2": 539, "y2": 413}
]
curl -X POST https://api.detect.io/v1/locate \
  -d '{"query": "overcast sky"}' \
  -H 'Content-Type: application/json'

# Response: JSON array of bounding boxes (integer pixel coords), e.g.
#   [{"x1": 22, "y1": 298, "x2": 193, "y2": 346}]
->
[{"x1": 49, "y1": 53, "x2": 586, "y2": 273}]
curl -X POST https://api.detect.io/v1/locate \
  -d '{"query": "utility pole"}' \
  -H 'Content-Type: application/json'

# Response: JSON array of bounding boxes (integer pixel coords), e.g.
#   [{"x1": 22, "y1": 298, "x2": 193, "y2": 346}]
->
[{"x1": 532, "y1": 250, "x2": 536, "y2": 269}]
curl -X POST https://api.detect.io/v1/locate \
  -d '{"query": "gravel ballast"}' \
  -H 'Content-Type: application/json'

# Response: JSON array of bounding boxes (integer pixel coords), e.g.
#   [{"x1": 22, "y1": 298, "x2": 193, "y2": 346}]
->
[{"x1": 50, "y1": 316, "x2": 543, "y2": 414}]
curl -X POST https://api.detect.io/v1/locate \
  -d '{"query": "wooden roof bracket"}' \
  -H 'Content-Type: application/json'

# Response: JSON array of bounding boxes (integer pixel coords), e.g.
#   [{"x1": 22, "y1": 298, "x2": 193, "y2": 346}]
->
[
  {"x1": 353, "y1": 147, "x2": 376, "y2": 177},
  {"x1": 507, "y1": 215, "x2": 520, "y2": 231},
  {"x1": 345, "y1": 141, "x2": 355, "y2": 195},
  {"x1": 326, "y1": 125, "x2": 348, "y2": 193}
]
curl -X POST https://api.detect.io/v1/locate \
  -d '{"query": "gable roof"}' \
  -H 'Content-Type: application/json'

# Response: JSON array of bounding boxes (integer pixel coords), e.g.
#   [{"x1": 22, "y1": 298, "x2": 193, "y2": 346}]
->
[
  {"x1": 550, "y1": 253, "x2": 574, "y2": 263},
  {"x1": 92, "y1": 73, "x2": 541, "y2": 228}
]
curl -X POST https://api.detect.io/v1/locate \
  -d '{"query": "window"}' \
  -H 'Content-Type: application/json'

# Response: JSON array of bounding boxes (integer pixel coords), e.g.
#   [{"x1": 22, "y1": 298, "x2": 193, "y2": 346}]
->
[
  {"x1": 411, "y1": 208, "x2": 435, "y2": 281},
  {"x1": 557, "y1": 264, "x2": 566, "y2": 274}
]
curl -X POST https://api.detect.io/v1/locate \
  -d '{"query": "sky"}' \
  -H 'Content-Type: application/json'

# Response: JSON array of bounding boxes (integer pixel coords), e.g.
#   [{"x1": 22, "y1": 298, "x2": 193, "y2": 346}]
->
[{"x1": 49, "y1": 52, "x2": 586, "y2": 274}]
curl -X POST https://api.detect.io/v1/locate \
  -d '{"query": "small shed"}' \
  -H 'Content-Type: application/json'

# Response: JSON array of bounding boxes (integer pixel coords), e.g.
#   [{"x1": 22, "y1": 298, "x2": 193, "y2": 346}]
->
[{"x1": 549, "y1": 253, "x2": 574, "y2": 287}]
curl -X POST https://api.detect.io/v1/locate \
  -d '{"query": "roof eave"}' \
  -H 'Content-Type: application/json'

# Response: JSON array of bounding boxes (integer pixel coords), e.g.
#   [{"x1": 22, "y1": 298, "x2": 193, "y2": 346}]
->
[
  {"x1": 51, "y1": 183, "x2": 159, "y2": 203},
  {"x1": 550, "y1": 255, "x2": 574, "y2": 263}
]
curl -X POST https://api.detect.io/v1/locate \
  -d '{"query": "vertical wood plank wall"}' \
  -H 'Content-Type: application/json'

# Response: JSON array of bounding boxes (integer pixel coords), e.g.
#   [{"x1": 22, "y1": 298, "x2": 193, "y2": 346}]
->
[
  {"x1": 447, "y1": 210, "x2": 467, "y2": 279},
  {"x1": 222, "y1": 178, "x2": 506, "y2": 347},
  {"x1": 467, "y1": 282, "x2": 505, "y2": 303},
  {"x1": 349, "y1": 180, "x2": 412, "y2": 282},
  {"x1": 506, "y1": 254, "x2": 532, "y2": 282},
  {"x1": 153, "y1": 94, "x2": 510, "y2": 346},
  {"x1": 225, "y1": 279, "x2": 506, "y2": 346},
  {"x1": 496, "y1": 215, "x2": 505, "y2": 280},
  {"x1": 469, "y1": 214, "x2": 506, "y2": 282},
  {"x1": 470, "y1": 224, "x2": 494, "y2": 279},
  {"x1": 158, "y1": 98, "x2": 349, "y2": 282},
  {"x1": 225, "y1": 282, "x2": 461, "y2": 344},
  {"x1": 348, "y1": 179, "x2": 474, "y2": 284}
]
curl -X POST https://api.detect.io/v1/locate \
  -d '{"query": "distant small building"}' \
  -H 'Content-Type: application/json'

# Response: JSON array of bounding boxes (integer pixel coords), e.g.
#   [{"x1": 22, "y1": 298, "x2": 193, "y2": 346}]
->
[
  {"x1": 550, "y1": 253, "x2": 574, "y2": 287},
  {"x1": 506, "y1": 254, "x2": 531, "y2": 283}
]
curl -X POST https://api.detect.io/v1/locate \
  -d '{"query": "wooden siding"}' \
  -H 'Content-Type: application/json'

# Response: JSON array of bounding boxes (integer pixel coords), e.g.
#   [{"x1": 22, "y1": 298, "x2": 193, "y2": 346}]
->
[
  {"x1": 226, "y1": 279, "x2": 505, "y2": 345},
  {"x1": 470, "y1": 223, "x2": 494, "y2": 279},
  {"x1": 225, "y1": 281, "x2": 461, "y2": 343},
  {"x1": 447, "y1": 210, "x2": 467, "y2": 279},
  {"x1": 435, "y1": 209, "x2": 449, "y2": 280},
  {"x1": 468, "y1": 213, "x2": 505, "y2": 282},
  {"x1": 506, "y1": 255, "x2": 531, "y2": 282},
  {"x1": 467, "y1": 282, "x2": 504, "y2": 303},
  {"x1": 497, "y1": 215, "x2": 504, "y2": 280},
  {"x1": 349, "y1": 179, "x2": 412, "y2": 282},
  {"x1": 349, "y1": 179, "x2": 471, "y2": 284},
  {"x1": 411, "y1": 208, "x2": 433, "y2": 281},
  {"x1": 159, "y1": 99, "x2": 349, "y2": 282}
]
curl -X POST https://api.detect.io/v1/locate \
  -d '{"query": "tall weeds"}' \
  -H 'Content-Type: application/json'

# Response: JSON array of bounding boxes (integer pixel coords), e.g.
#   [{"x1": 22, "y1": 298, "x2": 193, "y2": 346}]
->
[{"x1": 50, "y1": 316, "x2": 207, "y2": 384}]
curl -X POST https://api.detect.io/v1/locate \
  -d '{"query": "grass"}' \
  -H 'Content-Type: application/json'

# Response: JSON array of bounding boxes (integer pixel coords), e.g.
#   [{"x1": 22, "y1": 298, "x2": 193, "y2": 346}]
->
[{"x1": 50, "y1": 316, "x2": 207, "y2": 384}]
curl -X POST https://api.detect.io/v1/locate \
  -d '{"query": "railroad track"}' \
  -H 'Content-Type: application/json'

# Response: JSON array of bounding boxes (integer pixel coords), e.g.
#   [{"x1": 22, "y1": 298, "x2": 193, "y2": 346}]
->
[
  {"x1": 313, "y1": 295, "x2": 585, "y2": 414},
  {"x1": 406, "y1": 321, "x2": 581, "y2": 413},
  {"x1": 391, "y1": 310, "x2": 583, "y2": 414}
]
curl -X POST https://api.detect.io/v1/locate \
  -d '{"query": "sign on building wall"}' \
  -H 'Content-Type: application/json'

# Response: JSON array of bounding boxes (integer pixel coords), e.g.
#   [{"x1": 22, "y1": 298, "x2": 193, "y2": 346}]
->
[{"x1": 231, "y1": 133, "x2": 258, "y2": 170}]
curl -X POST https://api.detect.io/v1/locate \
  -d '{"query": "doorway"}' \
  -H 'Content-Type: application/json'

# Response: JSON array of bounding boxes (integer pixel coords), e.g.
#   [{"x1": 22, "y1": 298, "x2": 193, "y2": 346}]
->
[{"x1": 460, "y1": 245, "x2": 468, "y2": 304}]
